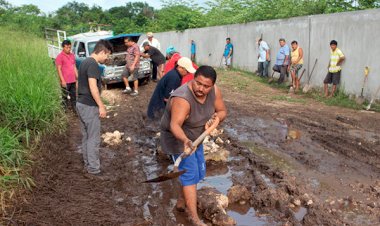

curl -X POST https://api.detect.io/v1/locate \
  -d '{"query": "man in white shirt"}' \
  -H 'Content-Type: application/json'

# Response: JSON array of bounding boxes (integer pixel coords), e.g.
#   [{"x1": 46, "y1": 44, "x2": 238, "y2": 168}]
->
[
  {"x1": 140, "y1": 32, "x2": 161, "y2": 81},
  {"x1": 257, "y1": 38, "x2": 270, "y2": 77}
]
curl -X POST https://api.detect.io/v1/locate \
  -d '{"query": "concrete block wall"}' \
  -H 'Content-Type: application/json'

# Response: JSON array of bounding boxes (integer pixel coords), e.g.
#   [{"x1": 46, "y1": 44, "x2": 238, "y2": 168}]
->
[{"x1": 146, "y1": 9, "x2": 380, "y2": 99}]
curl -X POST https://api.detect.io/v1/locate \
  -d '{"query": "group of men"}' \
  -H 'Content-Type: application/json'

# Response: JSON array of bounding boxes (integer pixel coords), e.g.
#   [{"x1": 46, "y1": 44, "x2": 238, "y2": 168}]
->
[
  {"x1": 55, "y1": 32, "x2": 225, "y2": 225},
  {"x1": 55, "y1": 31, "x2": 345, "y2": 225},
  {"x1": 257, "y1": 38, "x2": 345, "y2": 96}
]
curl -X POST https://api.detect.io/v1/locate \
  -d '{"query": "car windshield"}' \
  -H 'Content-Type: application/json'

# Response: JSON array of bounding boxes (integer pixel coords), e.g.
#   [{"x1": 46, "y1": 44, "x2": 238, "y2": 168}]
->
[{"x1": 88, "y1": 41, "x2": 97, "y2": 55}]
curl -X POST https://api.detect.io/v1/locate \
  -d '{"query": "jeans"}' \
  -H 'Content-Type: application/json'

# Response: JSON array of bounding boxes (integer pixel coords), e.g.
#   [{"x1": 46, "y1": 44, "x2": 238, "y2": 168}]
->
[
  {"x1": 258, "y1": 61, "x2": 270, "y2": 77},
  {"x1": 62, "y1": 82, "x2": 76, "y2": 109},
  {"x1": 152, "y1": 61, "x2": 158, "y2": 80},
  {"x1": 76, "y1": 102, "x2": 101, "y2": 174},
  {"x1": 273, "y1": 64, "x2": 288, "y2": 84}
]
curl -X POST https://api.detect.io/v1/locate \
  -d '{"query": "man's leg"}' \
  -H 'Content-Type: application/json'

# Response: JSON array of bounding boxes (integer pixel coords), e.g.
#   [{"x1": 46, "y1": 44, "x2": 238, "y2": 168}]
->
[
  {"x1": 183, "y1": 184, "x2": 202, "y2": 222},
  {"x1": 278, "y1": 65, "x2": 287, "y2": 84},
  {"x1": 323, "y1": 72, "x2": 333, "y2": 97},
  {"x1": 174, "y1": 145, "x2": 206, "y2": 225},
  {"x1": 263, "y1": 61, "x2": 269, "y2": 77},
  {"x1": 330, "y1": 71, "x2": 341, "y2": 97},
  {"x1": 67, "y1": 83, "x2": 76, "y2": 110},
  {"x1": 290, "y1": 67, "x2": 296, "y2": 87},
  {"x1": 130, "y1": 70, "x2": 139, "y2": 96},
  {"x1": 84, "y1": 105, "x2": 101, "y2": 174},
  {"x1": 61, "y1": 86, "x2": 69, "y2": 109},
  {"x1": 324, "y1": 83, "x2": 329, "y2": 97},
  {"x1": 157, "y1": 64, "x2": 164, "y2": 79},
  {"x1": 272, "y1": 65, "x2": 280, "y2": 73},
  {"x1": 258, "y1": 62, "x2": 264, "y2": 76},
  {"x1": 152, "y1": 61, "x2": 158, "y2": 81},
  {"x1": 76, "y1": 103, "x2": 89, "y2": 169},
  {"x1": 228, "y1": 57, "x2": 232, "y2": 69},
  {"x1": 331, "y1": 85, "x2": 337, "y2": 97},
  {"x1": 122, "y1": 68, "x2": 132, "y2": 93},
  {"x1": 134, "y1": 80, "x2": 138, "y2": 92}
]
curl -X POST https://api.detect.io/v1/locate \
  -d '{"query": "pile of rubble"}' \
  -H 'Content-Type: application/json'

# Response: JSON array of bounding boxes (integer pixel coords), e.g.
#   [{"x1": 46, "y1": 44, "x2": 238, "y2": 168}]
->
[
  {"x1": 101, "y1": 130, "x2": 124, "y2": 146},
  {"x1": 203, "y1": 128, "x2": 230, "y2": 162},
  {"x1": 197, "y1": 185, "x2": 253, "y2": 225}
]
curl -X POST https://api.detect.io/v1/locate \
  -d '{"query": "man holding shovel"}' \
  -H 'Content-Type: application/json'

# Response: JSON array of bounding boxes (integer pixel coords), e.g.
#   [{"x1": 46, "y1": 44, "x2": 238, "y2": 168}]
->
[
  {"x1": 160, "y1": 66, "x2": 227, "y2": 225},
  {"x1": 324, "y1": 40, "x2": 345, "y2": 97}
]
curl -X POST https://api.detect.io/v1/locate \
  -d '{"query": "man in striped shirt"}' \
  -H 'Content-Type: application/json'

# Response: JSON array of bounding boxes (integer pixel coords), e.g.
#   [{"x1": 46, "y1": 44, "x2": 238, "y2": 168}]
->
[{"x1": 324, "y1": 40, "x2": 345, "y2": 97}]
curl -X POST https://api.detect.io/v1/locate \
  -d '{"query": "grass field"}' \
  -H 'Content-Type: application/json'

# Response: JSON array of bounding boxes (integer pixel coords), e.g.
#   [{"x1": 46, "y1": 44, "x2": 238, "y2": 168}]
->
[
  {"x1": 219, "y1": 68, "x2": 380, "y2": 112},
  {"x1": 0, "y1": 27, "x2": 65, "y2": 211}
]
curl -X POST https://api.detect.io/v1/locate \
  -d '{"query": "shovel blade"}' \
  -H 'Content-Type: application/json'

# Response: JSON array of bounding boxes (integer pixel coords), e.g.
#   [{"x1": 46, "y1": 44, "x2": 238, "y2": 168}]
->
[
  {"x1": 302, "y1": 85, "x2": 311, "y2": 93},
  {"x1": 143, "y1": 170, "x2": 187, "y2": 183}
]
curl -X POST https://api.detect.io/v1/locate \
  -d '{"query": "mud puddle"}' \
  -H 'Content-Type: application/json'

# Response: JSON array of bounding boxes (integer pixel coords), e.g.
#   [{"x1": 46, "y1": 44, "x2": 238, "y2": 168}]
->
[{"x1": 199, "y1": 162, "x2": 278, "y2": 225}]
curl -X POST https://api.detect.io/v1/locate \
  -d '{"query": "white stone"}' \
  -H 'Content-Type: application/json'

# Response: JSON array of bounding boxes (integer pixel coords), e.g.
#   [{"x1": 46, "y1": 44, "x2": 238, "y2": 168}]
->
[{"x1": 216, "y1": 137, "x2": 224, "y2": 144}]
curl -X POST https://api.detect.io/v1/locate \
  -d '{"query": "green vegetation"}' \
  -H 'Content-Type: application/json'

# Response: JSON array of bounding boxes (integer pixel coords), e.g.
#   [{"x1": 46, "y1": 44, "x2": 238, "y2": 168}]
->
[
  {"x1": 0, "y1": 27, "x2": 64, "y2": 208},
  {"x1": 270, "y1": 95, "x2": 307, "y2": 104},
  {"x1": 1, "y1": 0, "x2": 379, "y2": 36},
  {"x1": 242, "y1": 141, "x2": 294, "y2": 172}
]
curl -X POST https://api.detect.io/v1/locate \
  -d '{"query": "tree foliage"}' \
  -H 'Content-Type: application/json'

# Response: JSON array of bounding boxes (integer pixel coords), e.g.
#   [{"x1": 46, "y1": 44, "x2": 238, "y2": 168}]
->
[{"x1": 0, "y1": 0, "x2": 379, "y2": 36}]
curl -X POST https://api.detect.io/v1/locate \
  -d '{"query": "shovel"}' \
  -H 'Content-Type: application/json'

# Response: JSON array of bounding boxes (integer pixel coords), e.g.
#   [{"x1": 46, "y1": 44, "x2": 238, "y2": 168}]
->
[
  {"x1": 366, "y1": 83, "x2": 380, "y2": 111},
  {"x1": 302, "y1": 58, "x2": 318, "y2": 93},
  {"x1": 356, "y1": 66, "x2": 370, "y2": 105},
  {"x1": 143, "y1": 117, "x2": 220, "y2": 183}
]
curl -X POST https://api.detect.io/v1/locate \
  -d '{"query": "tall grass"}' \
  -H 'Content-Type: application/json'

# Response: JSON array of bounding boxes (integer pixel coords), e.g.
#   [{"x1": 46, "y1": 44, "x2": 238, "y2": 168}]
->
[{"x1": 0, "y1": 27, "x2": 64, "y2": 211}]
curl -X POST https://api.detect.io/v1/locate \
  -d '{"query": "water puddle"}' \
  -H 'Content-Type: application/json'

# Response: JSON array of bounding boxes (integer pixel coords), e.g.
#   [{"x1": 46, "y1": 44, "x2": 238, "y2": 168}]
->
[
  {"x1": 227, "y1": 206, "x2": 270, "y2": 226},
  {"x1": 198, "y1": 165, "x2": 278, "y2": 225},
  {"x1": 224, "y1": 117, "x2": 288, "y2": 149},
  {"x1": 292, "y1": 207, "x2": 307, "y2": 222},
  {"x1": 198, "y1": 167, "x2": 232, "y2": 195}
]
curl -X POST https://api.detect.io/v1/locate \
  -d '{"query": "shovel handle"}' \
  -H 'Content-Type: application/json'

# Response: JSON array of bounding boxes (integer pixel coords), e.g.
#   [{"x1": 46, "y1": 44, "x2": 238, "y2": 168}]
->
[
  {"x1": 174, "y1": 117, "x2": 220, "y2": 168},
  {"x1": 298, "y1": 69, "x2": 306, "y2": 81}
]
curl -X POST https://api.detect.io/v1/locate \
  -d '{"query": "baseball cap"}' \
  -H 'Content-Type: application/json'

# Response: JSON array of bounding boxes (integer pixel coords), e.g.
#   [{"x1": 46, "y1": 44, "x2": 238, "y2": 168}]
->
[
  {"x1": 147, "y1": 32, "x2": 153, "y2": 37},
  {"x1": 177, "y1": 57, "x2": 196, "y2": 73},
  {"x1": 166, "y1": 46, "x2": 177, "y2": 55}
]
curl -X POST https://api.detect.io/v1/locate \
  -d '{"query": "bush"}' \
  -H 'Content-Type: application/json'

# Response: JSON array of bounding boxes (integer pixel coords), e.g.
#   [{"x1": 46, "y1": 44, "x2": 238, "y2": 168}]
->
[{"x1": 0, "y1": 27, "x2": 64, "y2": 194}]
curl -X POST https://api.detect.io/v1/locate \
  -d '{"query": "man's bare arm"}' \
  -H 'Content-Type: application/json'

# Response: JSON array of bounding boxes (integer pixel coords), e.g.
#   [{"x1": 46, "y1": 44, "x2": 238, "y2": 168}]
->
[
  {"x1": 89, "y1": 78, "x2": 106, "y2": 118},
  {"x1": 169, "y1": 97, "x2": 191, "y2": 144},
  {"x1": 214, "y1": 85, "x2": 227, "y2": 122},
  {"x1": 56, "y1": 64, "x2": 66, "y2": 86}
]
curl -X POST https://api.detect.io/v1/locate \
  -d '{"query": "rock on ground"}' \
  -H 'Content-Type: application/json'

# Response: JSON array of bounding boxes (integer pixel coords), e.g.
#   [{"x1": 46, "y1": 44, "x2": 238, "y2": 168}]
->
[
  {"x1": 101, "y1": 130, "x2": 124, "y2": 146},
  {"x1": 197, "y1": 187, "x2": 236, "y2": 226},
  {"x1": 227, "y1": 185, "x2": 252, "y2": 204}
]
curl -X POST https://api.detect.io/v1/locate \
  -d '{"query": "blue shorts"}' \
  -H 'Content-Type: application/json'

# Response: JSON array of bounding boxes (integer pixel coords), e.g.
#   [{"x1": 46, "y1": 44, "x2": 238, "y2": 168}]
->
[{"x1": 171, "y1": 144, "x2": 206, "y2": 186}]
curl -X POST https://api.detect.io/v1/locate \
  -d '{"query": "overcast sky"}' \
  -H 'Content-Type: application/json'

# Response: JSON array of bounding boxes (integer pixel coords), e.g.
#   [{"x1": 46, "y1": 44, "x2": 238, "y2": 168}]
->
[{"x1": 11, "y1": 0, "x2": 172, "y2": 14}]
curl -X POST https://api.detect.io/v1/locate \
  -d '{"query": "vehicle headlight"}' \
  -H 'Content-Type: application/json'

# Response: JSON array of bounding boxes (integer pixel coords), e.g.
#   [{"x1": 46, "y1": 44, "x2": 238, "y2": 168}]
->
[
  {"x1": 103, "y1": 67, "x2": 114, "y2": 76},
  {"x1": 141, "y1": 61, "x2": 150, "y2": 70}
]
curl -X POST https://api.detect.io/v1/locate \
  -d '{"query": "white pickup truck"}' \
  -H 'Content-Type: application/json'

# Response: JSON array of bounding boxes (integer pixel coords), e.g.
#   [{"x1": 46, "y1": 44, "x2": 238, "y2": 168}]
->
[{"x1": 45, "y1": 28, "x2": 152, "y2": 88}]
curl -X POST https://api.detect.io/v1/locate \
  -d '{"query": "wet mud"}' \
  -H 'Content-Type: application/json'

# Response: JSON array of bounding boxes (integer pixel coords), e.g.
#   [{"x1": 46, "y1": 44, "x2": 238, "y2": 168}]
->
[{"x1": 3, "y1": 73, "x2": 380, "y2": 225}]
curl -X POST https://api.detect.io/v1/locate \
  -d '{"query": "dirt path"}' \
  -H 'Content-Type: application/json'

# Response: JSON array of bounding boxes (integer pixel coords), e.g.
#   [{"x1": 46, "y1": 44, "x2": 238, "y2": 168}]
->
[{"x1": 3, "y1": 70, "x2": 380, "y2": 225}]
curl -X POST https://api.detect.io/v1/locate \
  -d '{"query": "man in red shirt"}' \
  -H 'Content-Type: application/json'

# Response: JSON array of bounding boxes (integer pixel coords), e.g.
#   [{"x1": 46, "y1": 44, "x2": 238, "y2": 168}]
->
[
  {"x1": 55, "y1": 40, "x2": 78, "y2": 110},
  {"x1": 164, "y1": 46, "x2": 198, "y2": 85}
]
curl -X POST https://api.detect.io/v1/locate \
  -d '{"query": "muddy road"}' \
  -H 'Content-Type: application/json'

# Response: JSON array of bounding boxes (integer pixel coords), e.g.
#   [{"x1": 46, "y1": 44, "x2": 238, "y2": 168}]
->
[{"x1": 3, "y1": 70, "x2": 380, "y2": 225}]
